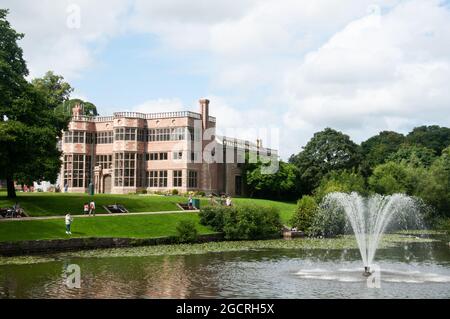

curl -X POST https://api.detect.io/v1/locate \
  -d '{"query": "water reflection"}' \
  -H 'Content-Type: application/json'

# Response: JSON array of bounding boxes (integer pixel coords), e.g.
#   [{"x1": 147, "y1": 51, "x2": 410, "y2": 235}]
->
[{"x1": 0, "y1": 242, "x2": 449, "y2": 299}]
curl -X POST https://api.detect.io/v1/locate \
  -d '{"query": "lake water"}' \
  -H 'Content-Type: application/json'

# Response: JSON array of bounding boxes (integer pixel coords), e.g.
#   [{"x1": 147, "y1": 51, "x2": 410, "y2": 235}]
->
[{"x1": 0, "y1": 241, "x2": 449, "y2": 299}]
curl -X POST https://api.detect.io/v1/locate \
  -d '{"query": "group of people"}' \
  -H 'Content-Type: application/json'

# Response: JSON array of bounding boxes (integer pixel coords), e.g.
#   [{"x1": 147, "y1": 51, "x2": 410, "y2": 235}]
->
[
  {"x1": 83, "y1": 201, "x2": 96, "y2": 216},
  {"x1": 64, "y1": 201, "x2": 96, "y2": 235},
  {"x1": 187, "y1": 194, "x2": 233, "y2": 209}
]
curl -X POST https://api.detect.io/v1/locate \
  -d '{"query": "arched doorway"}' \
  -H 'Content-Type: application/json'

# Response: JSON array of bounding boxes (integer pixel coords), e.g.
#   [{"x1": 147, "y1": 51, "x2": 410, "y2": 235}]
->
[{"x1": 103, "y1": 175, "x2": 112, "y2": 194}]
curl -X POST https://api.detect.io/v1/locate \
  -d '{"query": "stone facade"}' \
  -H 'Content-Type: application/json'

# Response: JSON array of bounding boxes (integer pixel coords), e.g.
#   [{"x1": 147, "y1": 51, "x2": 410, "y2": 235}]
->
[{"x1": 60, "y1": 99, "x2": 277, "y2": 196}]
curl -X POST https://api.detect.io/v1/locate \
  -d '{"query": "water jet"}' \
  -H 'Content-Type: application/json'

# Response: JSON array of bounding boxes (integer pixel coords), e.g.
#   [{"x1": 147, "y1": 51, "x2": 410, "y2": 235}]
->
[{"x1": 323, "y1": 192, "x2": 421, "y2": 277}]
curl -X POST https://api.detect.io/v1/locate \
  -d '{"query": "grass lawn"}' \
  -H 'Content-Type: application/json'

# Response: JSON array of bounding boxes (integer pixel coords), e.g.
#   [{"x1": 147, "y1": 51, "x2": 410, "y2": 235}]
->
[
  {"x1": 0, "y1": 192, "x2": 297, "y2": 223},
  {"x1": 0, "y1": 213, "x2": 215, "y2": 242}
]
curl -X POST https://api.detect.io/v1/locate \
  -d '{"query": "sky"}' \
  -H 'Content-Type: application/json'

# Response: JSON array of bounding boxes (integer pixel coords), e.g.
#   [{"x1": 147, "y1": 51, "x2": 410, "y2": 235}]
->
[{"x1": 3, "y1": 0, "x2": 450, "y2": 159}]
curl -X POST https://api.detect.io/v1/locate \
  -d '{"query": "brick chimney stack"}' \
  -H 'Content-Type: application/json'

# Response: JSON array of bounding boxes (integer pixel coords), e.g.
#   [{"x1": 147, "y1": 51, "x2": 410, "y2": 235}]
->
[{"x1": 199, "y1": 98, "x2": 210, "y2": 130}]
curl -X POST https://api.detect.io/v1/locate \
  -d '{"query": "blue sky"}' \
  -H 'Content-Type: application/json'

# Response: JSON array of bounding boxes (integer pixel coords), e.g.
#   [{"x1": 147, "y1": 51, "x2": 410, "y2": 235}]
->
[{"x1": 4, "y1": 0, "x2": 450, "y2": 159}]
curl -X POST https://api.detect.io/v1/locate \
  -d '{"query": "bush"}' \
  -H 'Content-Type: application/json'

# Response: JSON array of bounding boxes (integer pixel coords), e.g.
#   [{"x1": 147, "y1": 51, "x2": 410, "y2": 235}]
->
[
  {"x1": 314, "y1": 170, "x2": 367, "y2": 202},
  {"x1": 290, "y1": 196, "x2": 318, "y2": 233},
  {"x1": 172, "y1": 189, "x2": 179, "y2": 195},
  {"x1": 140, "y1": 189, "x2": 148, "y2": 194},
  {"x1": 308, "y1": 202, "x2": 347, "y2": 238},
  {"x1": 176, "y1": 220, "x2": 198, "y2": 243},
  {"x1": 197, "y1": 191, "x2": 206, "y2": 197},
  {"x1": 199, "y1": 205, "x2": 282, "y2": 240}
]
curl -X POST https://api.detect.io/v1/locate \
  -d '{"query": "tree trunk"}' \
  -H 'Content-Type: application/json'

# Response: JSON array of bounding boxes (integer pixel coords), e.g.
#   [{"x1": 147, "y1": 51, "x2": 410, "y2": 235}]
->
[{"x1": 6, "y1": 177, "x2": 16, "y2": 199}]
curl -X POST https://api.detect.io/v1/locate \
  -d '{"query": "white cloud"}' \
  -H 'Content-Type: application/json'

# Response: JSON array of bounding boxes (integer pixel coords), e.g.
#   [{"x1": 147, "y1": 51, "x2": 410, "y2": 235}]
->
[
  {"x1": 4, "y1": 0, "x2": 130, "y2": 80},
  {"x1": 283, "y1": 0, "x2": 450, "y2": 148},
  {"x1": 131, "y1": 98, "x2": 185, "y2": 114}
]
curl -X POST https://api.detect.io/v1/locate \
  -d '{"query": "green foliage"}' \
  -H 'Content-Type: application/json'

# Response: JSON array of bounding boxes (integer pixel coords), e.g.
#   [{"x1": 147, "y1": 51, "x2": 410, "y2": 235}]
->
[
  {"x1": 176, "y1": 220, "x2": 199, "y2": 243},
  {"x1": 0, "y1": 11, "x2": 71, "y2": 198},
  {"x1": 309, "y1": 203, "x2": 347, "y2": 238},
  {"x1": 199, "y1": 205, "x2": 282, "y2": 240},
  {"x1": 289, "y1": 128, "x2": 362, "y2": 194},
  {"x1": 314, "y1": 170, "x2": 367, "y2": 202},
  {"x1": 368, "y1": 162, "x2": 426, "y2": 195},
  {"x1": 360, "y1": 131, "x2": 406, "y2": 175},
  {"x1": 244, "y1": 160, "x2": 300, "y2": 200},
  {"x1": 388, "y1": 144, "x2": 436, "y2": 167},
  {"x1": 172, "y1": 189, "x2": 179, "y2": 195},
  {"x1": 55, "y1": 98, "x2": 98, "y2": 116},
  {"x1": 416, "y1": 147, "x2": 450, "y2": 217},
  {"x1": 406, "y1": 125, "x2": 450, "y2": 155},
  {"x1": 290, "y1": 196, "x2": 318, "y2": 233}
]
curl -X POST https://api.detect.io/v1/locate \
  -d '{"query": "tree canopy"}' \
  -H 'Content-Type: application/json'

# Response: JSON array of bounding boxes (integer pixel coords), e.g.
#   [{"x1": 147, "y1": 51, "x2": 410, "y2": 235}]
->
[
  {"x1": 0, "y1": 10, "x2": 71, "y2": 198},
  {"x1": 289, "y1": 128, "x2": 361, "y2": 194},
  {"x1": 406, "y1": 125, "x2": 450, "y2": 155}
]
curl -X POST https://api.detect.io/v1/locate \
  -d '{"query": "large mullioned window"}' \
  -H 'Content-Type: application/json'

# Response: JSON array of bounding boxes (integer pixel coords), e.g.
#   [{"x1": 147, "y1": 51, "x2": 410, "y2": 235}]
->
[
  {"x1": 114, "y1": 152, "x2": 136, "y2": 187},
  {"x1": 147, "y1": 170, "x2": 168, "y2": 188},
  {"x1": 188, "y1": 170, "x2": 198, "y2": 188},
  {"x1": 63, "y1": 154, "x2": 91, "y2": 188},
  {"x1": 173, "y1": 170, "x2": 182, "y2": 187},
  {"x1": 64, "y1": 131, "x2": 86, "y2": 144}
]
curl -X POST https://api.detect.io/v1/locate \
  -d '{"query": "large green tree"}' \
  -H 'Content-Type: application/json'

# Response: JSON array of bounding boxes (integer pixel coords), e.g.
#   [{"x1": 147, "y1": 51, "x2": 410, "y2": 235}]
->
[
  {"x1": 0, "y1": 10, "x2": 70, "y2": 198},
  {"x1": 360, "y1": 131, "x2": 406, "y2": 175},
  {"x1": 406, "y1": 125, "x2": 450, "y2": 155},
  {"x1": 289, "y1": 128, "x2": 362, "y2": 194},
  {"x1": 388, "y1": 144, "x2": 436, "y2": 167}
]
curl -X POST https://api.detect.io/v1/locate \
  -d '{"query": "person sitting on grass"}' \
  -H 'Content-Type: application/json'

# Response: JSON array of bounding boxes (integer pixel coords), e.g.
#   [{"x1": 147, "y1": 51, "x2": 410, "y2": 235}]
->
[{"x1": 65, "y1": 213, "x2": 73, "y2": 235}]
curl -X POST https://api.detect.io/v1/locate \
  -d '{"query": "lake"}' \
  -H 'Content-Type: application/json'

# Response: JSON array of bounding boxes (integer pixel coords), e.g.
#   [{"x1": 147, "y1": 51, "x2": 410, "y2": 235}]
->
[{"x1": 0, "y1": 241, "x2": 449, "y2": 298}]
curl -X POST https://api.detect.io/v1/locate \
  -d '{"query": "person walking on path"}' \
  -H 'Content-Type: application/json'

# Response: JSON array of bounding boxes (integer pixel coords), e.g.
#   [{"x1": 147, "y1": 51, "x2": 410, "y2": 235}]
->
[
  {"x1": 65, "y1": 213, "x2": 73, "y2": 235},
  {"x1": 188, "y1": 195, "x2": 193, "y2": 210},
  {"x1": 83, "y1": 203, "x2": 89, "y2": 215},
  {"x1": 89, "y1": 200, "x2": 96, "y2": 216}
]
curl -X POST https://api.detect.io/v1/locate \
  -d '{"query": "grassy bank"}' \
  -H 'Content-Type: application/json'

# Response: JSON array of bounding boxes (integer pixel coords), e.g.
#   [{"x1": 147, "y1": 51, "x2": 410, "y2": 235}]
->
[
  {"x1": 0, "y1": 213, "x2": 215, "y2": 242},
  {"x1": 0, "y1": 192, "x2": 296, "y2": 223}
]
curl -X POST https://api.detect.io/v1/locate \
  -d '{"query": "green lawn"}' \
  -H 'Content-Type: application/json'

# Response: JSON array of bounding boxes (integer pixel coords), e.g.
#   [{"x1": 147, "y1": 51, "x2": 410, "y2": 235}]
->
[
  {"x1": 0, "y1": 192, "x2": 186, "y2": 216},
  {"x1": 0, "y1": 213, "x2": 214, "y2": 242},
  {"x1": 0, "y1": 192, "x2": 296, "y2": 223},
  {"x1": 0, "y1": 192, "x2": 296, "y2": 243}
]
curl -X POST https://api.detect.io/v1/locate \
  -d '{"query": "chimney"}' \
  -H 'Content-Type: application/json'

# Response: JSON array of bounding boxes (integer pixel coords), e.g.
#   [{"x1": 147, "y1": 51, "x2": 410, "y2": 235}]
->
[{"x1": 199, "y1": 98, "x2": 210, "y2": 130}]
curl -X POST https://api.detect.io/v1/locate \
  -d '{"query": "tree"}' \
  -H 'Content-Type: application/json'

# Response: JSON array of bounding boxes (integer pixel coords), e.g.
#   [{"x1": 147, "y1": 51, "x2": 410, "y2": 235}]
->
[
  {"x1": 244, "y1": 160, "x2": 300, "y2": 200},
  {"x1": 32, "y1": 71, "x2": 73, "y2": 109},
  {"x1": 289, "y1": 128, "x2": 362, "y2": 194},
  {"x1": 417, "y1": 147, "x2": 450, "y2": 217},
  {"x1": 360, "y1": 131, "x2": 406, "y2": 175},
  {"x1": 313, "y1": 170, "x2": 367, "y2": 202},
  {"x1": 388, "y1": 144, "x2": 436, "y2": 167},
  {"x1": 406, "y1": 125, "x2": 450, "y2": 155},
  {"x1": 368, "y1": 161, "x2": 425, "y2": 196},
  {"x1": 56, "y1": 98, "x2": 98, "y2": 116},
  {"x1": 0, "y1": 10, "x2": 70, "y2": 198}
]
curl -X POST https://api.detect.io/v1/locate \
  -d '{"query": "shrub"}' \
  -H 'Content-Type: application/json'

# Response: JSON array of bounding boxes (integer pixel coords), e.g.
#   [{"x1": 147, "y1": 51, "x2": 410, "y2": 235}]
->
[
  {"x1": 172, "y1": 189, "x2": 179, "y2": 195},
  {"x1": 290, "y1": 196, "x2": 318, "y2": 233},
  {"x1": 199, "y1": 205, "x2": 282, "y2": 240},
  {"x1": 140, "y1": 189, "x2": 148, "y2": 194},
  {"x1": 176, "y1": 220, "x2": 198, "y2": 243},
  {"x1": 314, "y1": 170, "x2": 367, "y2": 202},
  {"x1": 197, "y1": 191, "x2": 206, "y2": 197},
  {"x1": 308, "y1": 202, "x2": 346, "y2": 238}
]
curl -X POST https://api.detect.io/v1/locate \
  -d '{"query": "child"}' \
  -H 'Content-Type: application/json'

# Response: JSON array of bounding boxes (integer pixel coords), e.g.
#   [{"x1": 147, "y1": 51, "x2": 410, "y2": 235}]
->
[
  {"x1": 83, "y1": 203, "x2": 89, "y2": 215},
  {"x1": 65, "y1": 213, "x2": 73, "y2": 235}
]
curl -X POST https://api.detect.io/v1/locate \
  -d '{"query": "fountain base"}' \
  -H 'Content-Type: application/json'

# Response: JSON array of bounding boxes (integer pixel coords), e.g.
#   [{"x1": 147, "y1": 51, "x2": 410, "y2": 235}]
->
[{"x1": 363, "y1": 266, "x2": 372, "y2": 277}]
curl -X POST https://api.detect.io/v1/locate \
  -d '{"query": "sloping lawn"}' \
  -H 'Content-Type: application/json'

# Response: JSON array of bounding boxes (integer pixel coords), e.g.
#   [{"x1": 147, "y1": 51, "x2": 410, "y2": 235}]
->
[
  {"x1": 232, "y1": 198, "x2": 296, "y2": 225},
  {"x1": 0, "y1": 192, "x2": 297, "y2": 223},
  {"x1": 0, "y1": 192, "x2": 186, "y2": 216},
  {"x1": 0, "y1": 213, "x2": 214, "y2": 242}
]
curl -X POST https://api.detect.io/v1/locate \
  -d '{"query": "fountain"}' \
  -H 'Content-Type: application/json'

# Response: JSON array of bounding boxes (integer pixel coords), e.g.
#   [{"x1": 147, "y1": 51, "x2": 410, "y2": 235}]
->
[{"x1": 322, "y1": 192, "x2": 421, "y2": 276}]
